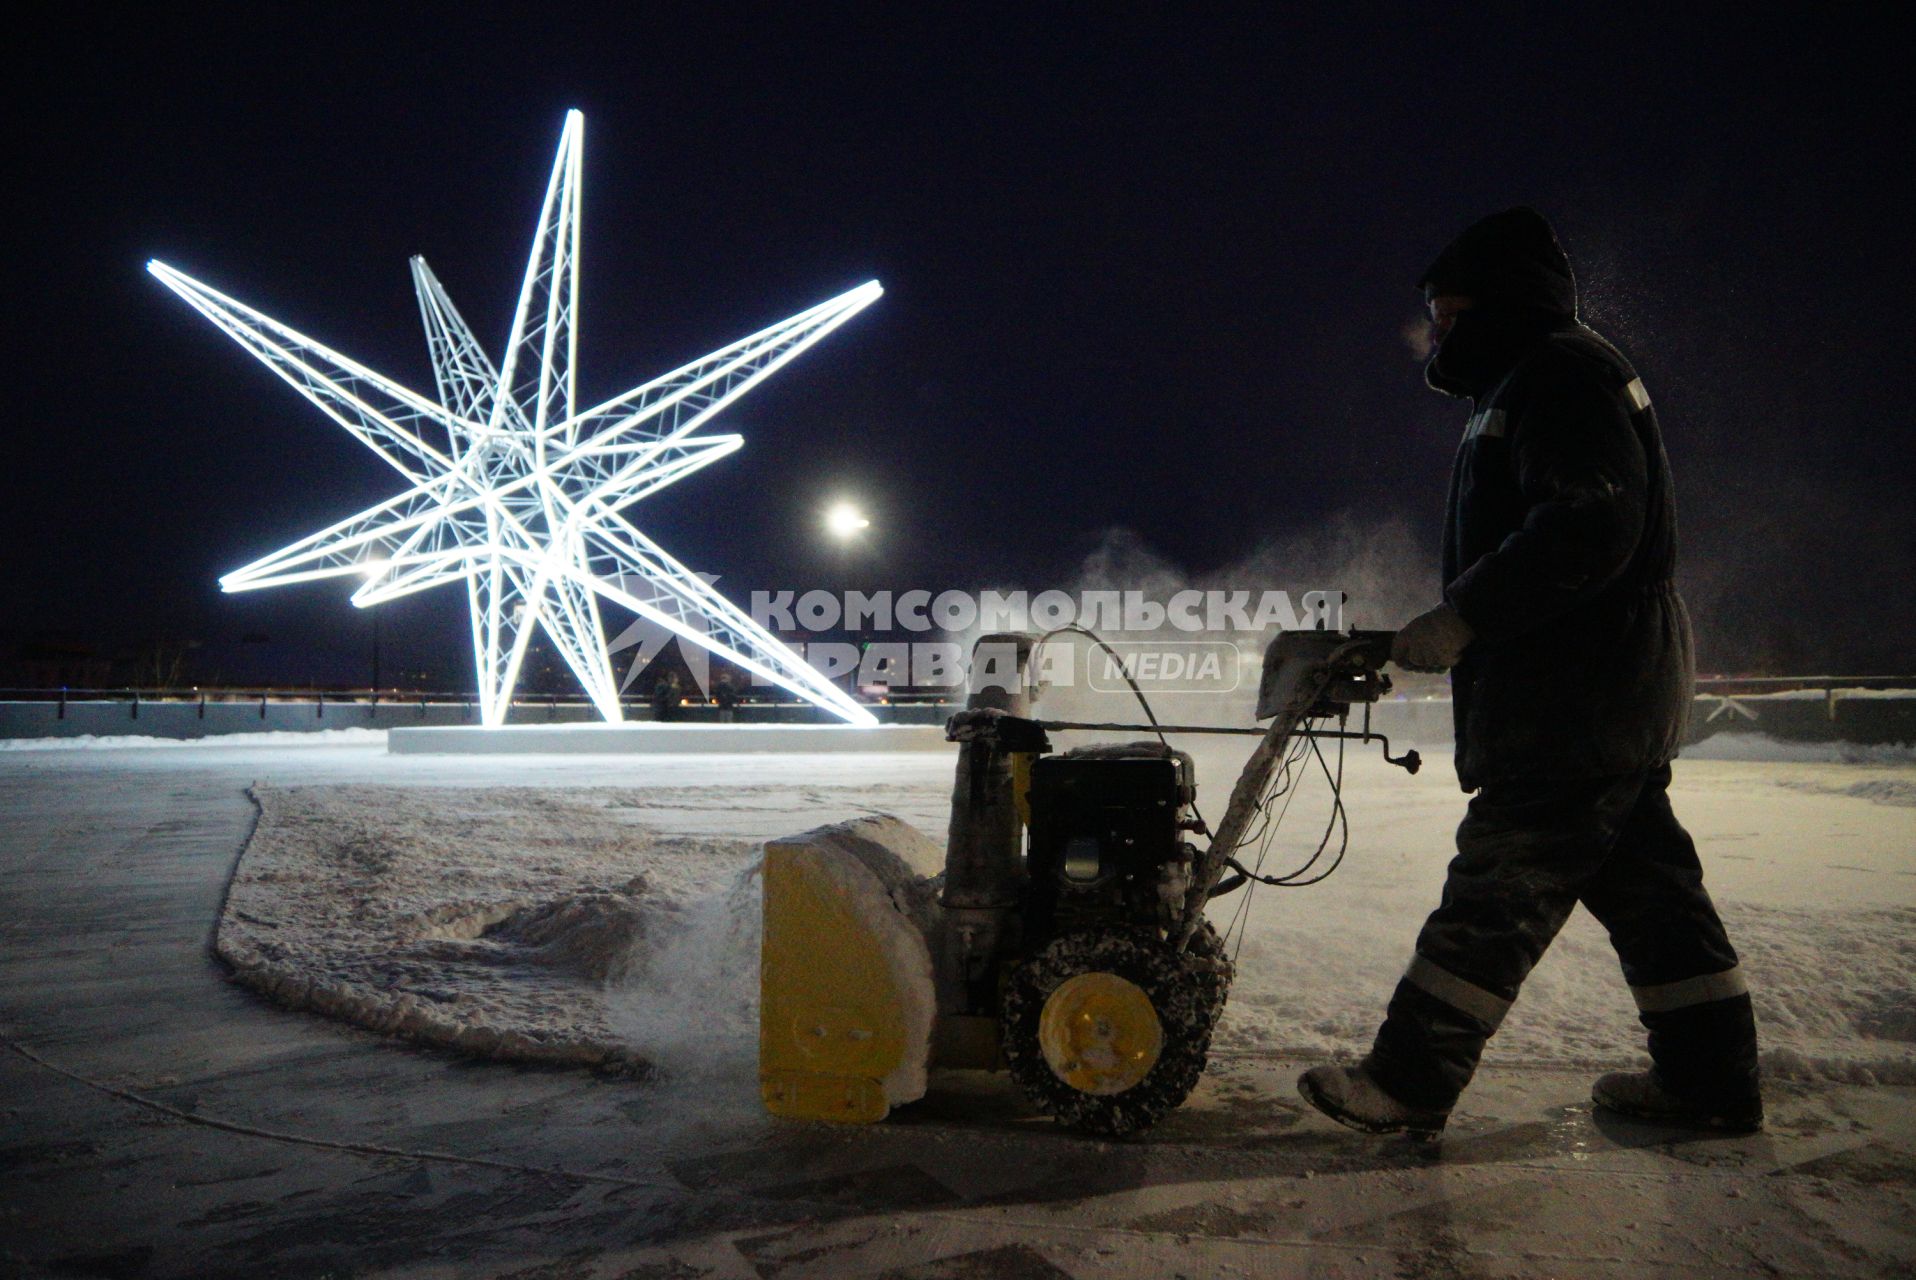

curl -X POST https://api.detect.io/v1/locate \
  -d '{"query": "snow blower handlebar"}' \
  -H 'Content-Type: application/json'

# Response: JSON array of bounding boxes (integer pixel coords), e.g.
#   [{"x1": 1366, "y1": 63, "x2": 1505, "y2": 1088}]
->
[
  {"x1": 1170, "y1": 629, "x2": 1400, "y2": 949},
  {"x1": 944, "y1": 628, "x2": 1410, "y2": 952}
]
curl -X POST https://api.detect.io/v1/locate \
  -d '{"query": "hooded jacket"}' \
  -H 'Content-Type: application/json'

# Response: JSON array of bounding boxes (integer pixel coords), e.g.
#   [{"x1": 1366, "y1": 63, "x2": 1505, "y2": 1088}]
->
[{"x1": 1422, "y1": 209, "x2": 1693, "y2": 790}]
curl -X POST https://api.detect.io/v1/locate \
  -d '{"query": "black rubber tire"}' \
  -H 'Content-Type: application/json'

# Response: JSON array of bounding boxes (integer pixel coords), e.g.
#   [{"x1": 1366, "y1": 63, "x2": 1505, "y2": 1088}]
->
[{"x1": 1001, "y1": 925, "x2": 1233, "y2": 1136}]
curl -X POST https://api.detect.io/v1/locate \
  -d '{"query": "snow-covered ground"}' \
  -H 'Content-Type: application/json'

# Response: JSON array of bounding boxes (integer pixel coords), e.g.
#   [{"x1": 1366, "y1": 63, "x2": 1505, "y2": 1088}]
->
[
  {"x1": 5, "y1": 728, "x2": 1912, "y2": 1280},
  {"x1": 9, "y1": 730, "x2": 1912, "y2": 1090},
  {"x1": 1187, "y1": 736, "x2": 1916, "y2": 1085},
  {"x1": 0, "y1": 726, "x2": 393, "y2": 751}
]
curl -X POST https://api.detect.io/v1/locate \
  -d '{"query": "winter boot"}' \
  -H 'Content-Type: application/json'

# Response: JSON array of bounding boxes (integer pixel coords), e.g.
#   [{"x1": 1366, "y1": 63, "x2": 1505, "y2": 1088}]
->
[
  {"x1": 1591, "y1": 1070, "x2": 1763, "y2": 1133},
  {"x1": 1298, "y1": 1063, "x2": 1448, "y2": 1140}
]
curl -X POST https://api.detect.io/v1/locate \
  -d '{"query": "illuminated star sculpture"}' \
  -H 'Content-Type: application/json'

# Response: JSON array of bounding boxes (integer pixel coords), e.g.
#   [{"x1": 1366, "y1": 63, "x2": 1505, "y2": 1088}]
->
[{"x1": 150, "y1": 110, "x2": 880, "y2": 727}]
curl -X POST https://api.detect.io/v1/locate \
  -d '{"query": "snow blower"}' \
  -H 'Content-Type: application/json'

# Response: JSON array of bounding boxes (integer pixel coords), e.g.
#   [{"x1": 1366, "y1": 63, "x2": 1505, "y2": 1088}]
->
[{"x1": 760, "y1": 627, "x2": 1420, "y2": 1134}]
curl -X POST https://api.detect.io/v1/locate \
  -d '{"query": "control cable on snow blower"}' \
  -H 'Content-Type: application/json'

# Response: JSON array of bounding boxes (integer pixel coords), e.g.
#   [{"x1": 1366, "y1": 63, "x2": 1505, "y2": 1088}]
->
[
  {"x1": 1026, "y1": 624, "x2": 1419, "y2": 899},
  {"x1": 1025, "y1": 624, "x2": 1420, "y2": 964}
]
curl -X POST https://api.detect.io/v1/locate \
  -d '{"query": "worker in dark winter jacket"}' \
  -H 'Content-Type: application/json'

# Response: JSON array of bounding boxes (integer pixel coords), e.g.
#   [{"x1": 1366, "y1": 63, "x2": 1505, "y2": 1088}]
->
[{"x1": 1298, "y1": 208, "x2": 1763, "y2": 1138}]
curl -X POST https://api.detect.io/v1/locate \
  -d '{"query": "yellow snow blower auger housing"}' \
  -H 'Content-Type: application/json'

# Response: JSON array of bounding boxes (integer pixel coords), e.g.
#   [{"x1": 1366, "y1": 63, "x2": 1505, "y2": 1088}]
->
[{"x1": 760, "y1": 627, "x2": 1418, "y2": 1134}]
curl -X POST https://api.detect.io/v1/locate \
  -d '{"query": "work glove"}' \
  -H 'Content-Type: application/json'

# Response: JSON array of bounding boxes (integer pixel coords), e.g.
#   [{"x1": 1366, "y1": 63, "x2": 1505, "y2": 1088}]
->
[{"x1": 1391, "y1": 603, "x2": 1475, "y2": 672}]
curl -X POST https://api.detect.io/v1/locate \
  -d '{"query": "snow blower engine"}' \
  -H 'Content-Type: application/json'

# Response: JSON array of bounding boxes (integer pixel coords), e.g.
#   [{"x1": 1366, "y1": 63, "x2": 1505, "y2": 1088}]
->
[{"x1": 759, "y1": 627, "x2": 1419, "y2": 1135}]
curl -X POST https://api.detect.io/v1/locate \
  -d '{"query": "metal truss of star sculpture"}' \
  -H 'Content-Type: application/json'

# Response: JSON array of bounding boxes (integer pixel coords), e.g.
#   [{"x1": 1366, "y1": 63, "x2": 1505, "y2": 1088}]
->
[{"x1": 150, "y1": 110, "x2": 881, "y2": 727}]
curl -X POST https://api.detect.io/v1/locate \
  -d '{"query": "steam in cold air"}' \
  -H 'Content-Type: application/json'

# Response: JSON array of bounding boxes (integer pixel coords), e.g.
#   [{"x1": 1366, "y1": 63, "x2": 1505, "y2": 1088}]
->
[{"x1": 960, "y1": 514, "x2": 1441, "y2": 725}]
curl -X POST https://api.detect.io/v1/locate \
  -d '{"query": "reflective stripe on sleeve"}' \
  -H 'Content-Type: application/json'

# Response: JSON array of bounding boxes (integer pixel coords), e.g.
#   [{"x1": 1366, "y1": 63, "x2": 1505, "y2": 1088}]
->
[
  {"x1": 1405, "y1": 954, "x2": 1513, "y2": 1029},
  {"x1": 1630, "y1": 966, "x2": 1748, "y2": 1014},
  {"x1": 1465, "y1": 409, "x2": 1507, "y2": 440},
  {"x1": 1623, "y1": 378, "x2": 1652, "y2": 412}
]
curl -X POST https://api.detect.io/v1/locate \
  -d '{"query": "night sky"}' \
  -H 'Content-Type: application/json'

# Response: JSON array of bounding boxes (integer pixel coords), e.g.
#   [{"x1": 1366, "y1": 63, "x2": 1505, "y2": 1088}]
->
[{"x1": 11, "y1": 5, "x2": 1913, "y2": 687}]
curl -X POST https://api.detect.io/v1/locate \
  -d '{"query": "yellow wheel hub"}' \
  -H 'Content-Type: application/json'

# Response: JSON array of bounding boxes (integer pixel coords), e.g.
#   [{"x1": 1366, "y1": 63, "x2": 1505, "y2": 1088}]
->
[{"x1": 1037, "y1": 972, "x2": 1163, "y2": 1096}]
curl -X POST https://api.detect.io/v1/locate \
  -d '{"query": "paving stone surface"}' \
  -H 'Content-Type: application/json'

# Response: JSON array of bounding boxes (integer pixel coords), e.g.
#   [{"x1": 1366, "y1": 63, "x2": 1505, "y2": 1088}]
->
[{"x1": 1, "y1": 748, "x2": 1911, "y2": 1278}]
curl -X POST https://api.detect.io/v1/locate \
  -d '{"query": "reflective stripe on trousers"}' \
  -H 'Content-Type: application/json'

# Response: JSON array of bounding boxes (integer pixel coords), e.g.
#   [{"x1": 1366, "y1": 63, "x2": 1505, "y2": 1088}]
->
[
  {"x1": 1403, "y1": 954, "x2": 1513, "y2": 1030},
  {"x1": 1364, "y1": 765, "x2": 1759, "y2": 1113},
  {"x1": 1630, "y1": 965, "x2": 1747, "y2": 1013}
]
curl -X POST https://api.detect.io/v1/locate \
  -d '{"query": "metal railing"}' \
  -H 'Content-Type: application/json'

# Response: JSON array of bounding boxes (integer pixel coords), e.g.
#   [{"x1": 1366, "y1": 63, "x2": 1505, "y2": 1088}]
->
[
  {"x1": 1692, "y1": 675, "x2": 1916, "y2": 693},
  {"x1": 3, "y1": 676, "x2": 1909, "y2": 724},
  {"x1": 0, "y1": 685, "x2": 962, "y2": 722}
]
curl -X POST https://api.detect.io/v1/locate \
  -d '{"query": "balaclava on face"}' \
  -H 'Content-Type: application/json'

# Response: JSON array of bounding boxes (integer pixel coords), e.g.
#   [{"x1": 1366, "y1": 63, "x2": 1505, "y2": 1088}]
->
[
  {"x1": 1420, "y1": 207, "x2": 1578, "y2": 399},
  {"x1": 1426, "y1": 307, "x2": 1559, "y2": 398}
]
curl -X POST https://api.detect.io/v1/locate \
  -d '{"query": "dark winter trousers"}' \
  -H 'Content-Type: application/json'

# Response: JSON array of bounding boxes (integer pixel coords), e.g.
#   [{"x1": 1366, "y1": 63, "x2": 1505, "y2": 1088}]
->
[{"x1": 1364, "y1": 764, "x2": 1761, "y2": 1113}]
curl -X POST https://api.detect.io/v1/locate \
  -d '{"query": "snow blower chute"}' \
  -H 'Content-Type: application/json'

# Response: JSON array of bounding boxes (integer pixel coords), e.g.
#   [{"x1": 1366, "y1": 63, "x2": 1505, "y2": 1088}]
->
[{"x1": 760, "y1": 628, "x2": 1420, "y2": 1134}]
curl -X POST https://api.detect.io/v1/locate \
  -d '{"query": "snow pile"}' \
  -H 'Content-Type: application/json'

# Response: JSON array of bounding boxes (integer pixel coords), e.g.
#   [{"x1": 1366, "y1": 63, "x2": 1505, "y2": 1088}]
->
[{"x1": 219, "y1": 784, "x2": 758, "y2": 1071}]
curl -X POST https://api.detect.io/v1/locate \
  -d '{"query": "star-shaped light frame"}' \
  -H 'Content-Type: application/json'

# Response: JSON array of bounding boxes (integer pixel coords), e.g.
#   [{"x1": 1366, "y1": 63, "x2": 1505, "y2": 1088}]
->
[{"x1": 151, "y1": 110, "x2": 880, "y2": 727}]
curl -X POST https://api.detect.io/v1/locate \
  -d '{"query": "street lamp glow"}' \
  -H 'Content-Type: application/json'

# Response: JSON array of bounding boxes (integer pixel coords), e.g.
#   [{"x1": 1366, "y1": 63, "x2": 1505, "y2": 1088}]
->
[
  {"x1": 152, "y1": 111, "x2": 882, "y2": 727},
  {"x1": 825, "y1": 502, "x2": 871, "y2": 539}
]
